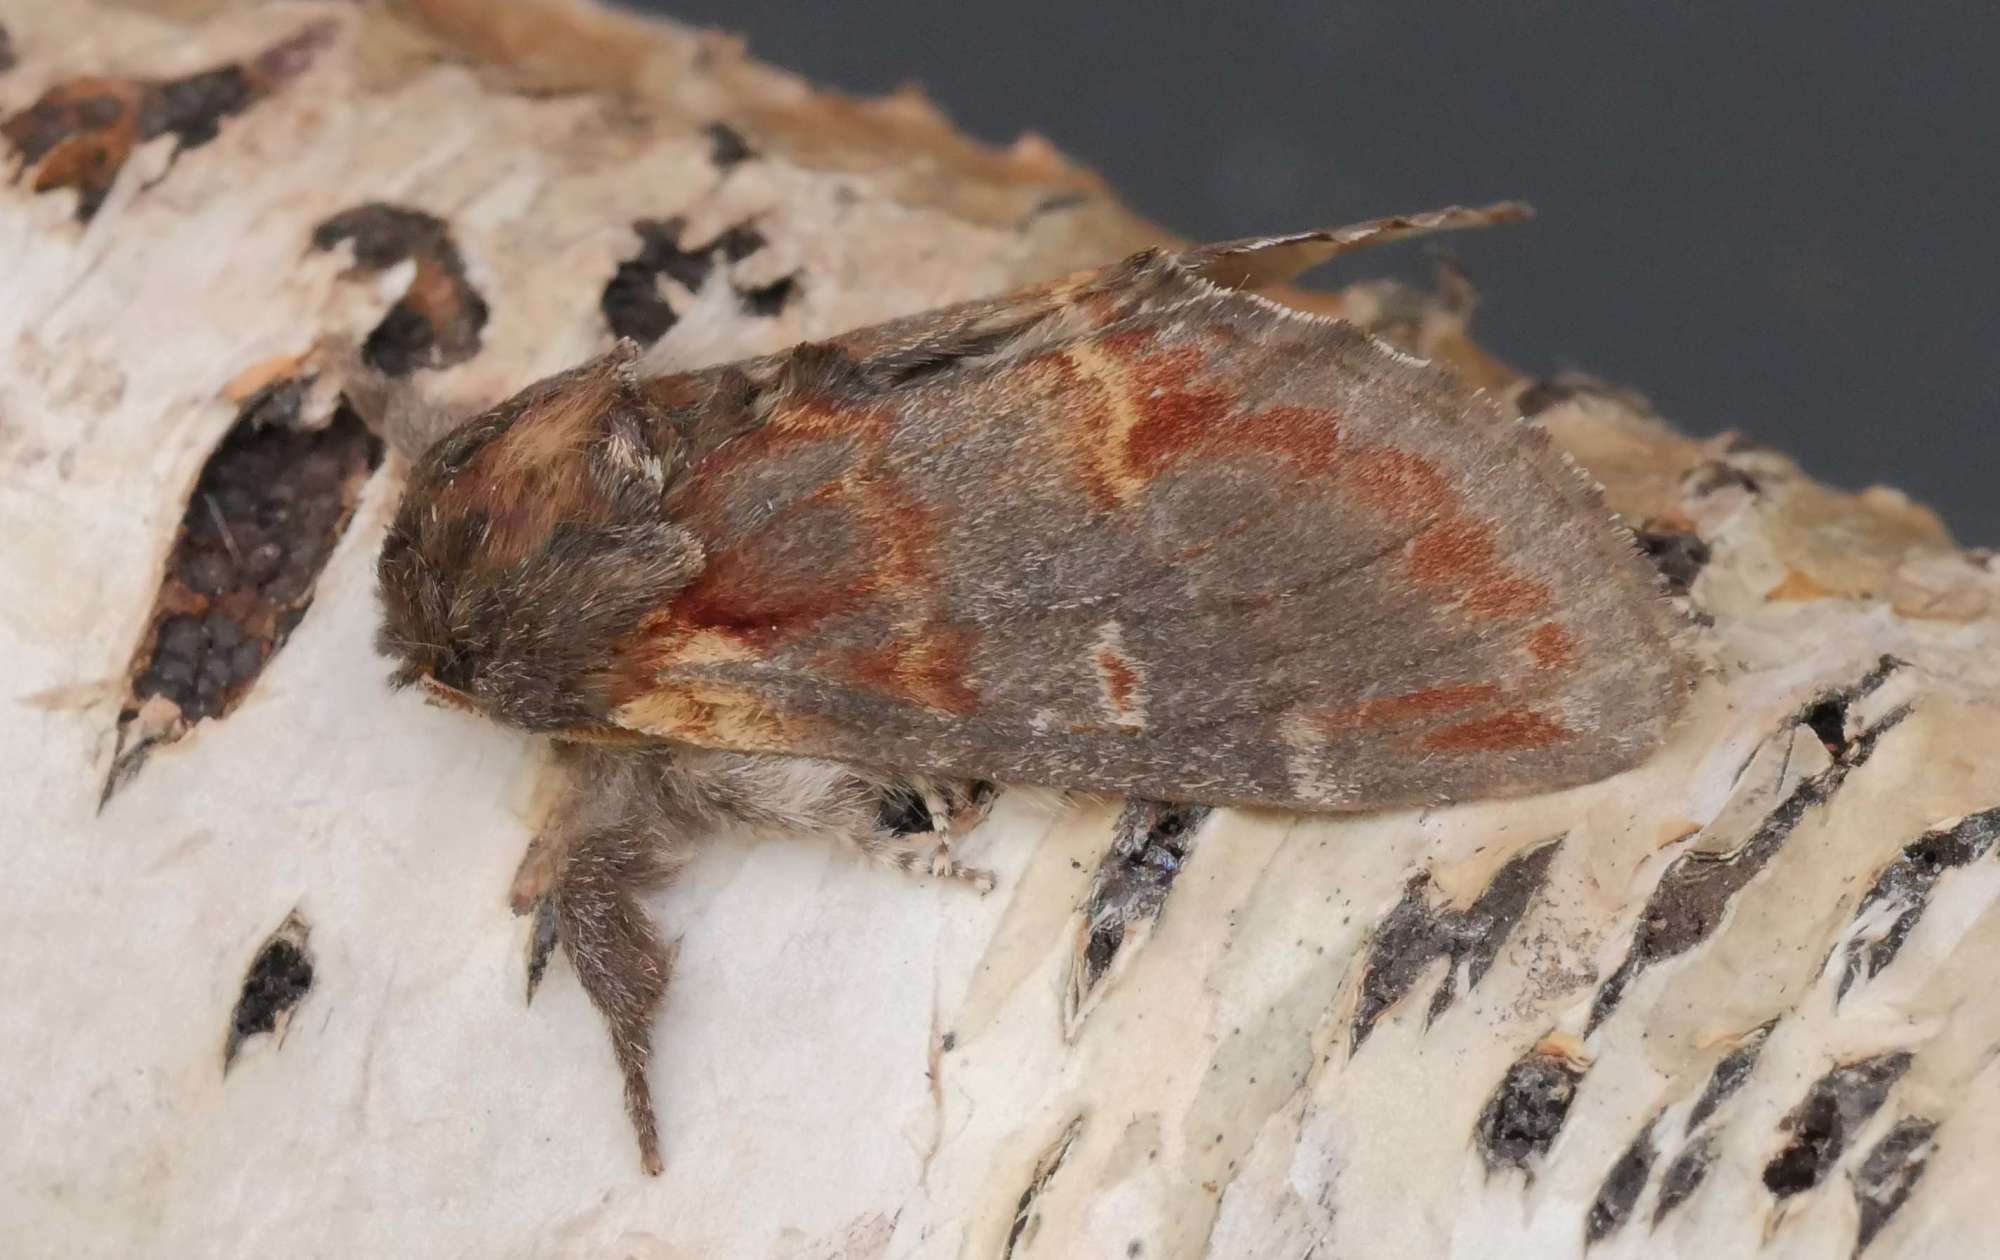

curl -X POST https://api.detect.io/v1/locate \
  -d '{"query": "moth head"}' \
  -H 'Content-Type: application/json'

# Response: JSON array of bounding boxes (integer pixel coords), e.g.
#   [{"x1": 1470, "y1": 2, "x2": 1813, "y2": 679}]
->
[{"x1": 375, "y1": 352, "x2": 705, "y2": 733}]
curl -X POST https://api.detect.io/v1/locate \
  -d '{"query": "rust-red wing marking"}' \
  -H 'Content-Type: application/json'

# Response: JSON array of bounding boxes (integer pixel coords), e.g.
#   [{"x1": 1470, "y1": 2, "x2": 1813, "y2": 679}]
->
[
  {"x1": 621, "y1": 303, "x2": 1585, "y2": 759},
  {"x1": 1018, "y1": 348, "x2": 1125, "y2": 511},
  {"x1": 1407, "y1": 519, "x2": 1554, "y2": 620},
  {"x1": 767, "y1": 397, "x2": 898, "y2": 440},
  {"x1": 667, "y1": 396, "x2": 897, "y2": 530},
  {"x1": 1095, "y1": 644, "x2": 1143, "y2": 720},
  {"x1": 659, "y1": 525, "x2": 872, "y2": 649},
  {"x1": 644, "y1": 483, "x2": 899, "y2": 657},
  {"x1": 1117, "y1": 331, "x2": 1349, "y2": 486},
  {"x1": 1422, "y1": 710, "x2": 1572, "y2": 752},
  {"x1": 628, "y1": 389, "x2": 956, "y2": 707},
  {"x1": 1130, "y1": 396, "x2": 1346, "y2": 484},
  {"x1": 1406, "y1": 519, "x2": 1495, "y2": 581},
  {"x1": 1037, "y1": 330, "x2": 1554, "y2": 622},
  {"x1": 1044, "y1": 330, "x2": 1346, "y2": 509},
  {"x1": 1336, "y1": 446, "x2": 1457, "y2": 524},
  {"x1": 857, "y1": 486, "x2": 945, "y2": 597},
  {"x1": 1527, "y1": 623, "x2": 1578, "y2": 669},
  {"x1": 828, "y1": 622, "x2": 980, "y2": 715},
  {"x1": 1121, "y1": 345, "x2": 1232, "y2": 476},
  {"x1": 1308, "y1": 683, "x2": 1576, "y2": 756},
  {"x1": 1309, "y1": 682, "x2": 1503, "y2": 735}
]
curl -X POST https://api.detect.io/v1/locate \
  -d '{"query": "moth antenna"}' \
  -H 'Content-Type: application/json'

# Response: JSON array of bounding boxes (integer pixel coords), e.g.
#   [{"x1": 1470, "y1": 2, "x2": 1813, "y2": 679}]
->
[{"x1": 1178, "y1": 201, "x2": 1534, "y2": 291}]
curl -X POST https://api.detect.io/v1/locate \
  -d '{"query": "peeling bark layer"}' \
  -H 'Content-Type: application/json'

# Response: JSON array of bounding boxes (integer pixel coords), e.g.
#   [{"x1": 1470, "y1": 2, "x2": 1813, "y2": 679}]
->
[{"x1": 6, "y1": 3, "x2": 2000, "y2": 1258}]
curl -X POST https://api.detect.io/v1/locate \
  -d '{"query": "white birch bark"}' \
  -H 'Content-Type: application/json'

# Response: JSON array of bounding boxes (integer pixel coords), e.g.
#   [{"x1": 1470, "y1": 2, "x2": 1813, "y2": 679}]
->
[{"x1": 5, "y1": 3, "x2": 1997, "y2": 1256}]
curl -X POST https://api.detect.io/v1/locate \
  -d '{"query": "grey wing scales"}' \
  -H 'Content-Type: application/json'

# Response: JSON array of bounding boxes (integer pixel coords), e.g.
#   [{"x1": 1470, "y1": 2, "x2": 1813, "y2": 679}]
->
[{"x1": 631, "y1": 285, "x2": 1686, "y2": 811}]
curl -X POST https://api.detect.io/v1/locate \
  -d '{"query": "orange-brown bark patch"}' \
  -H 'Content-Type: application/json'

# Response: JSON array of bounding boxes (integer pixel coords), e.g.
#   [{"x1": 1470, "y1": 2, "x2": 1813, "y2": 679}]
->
[
  {"x1": 401, "y1": 255, "x2": 480, "y2": 341},
  {"x1": 4, "y1": 24, "x2": 331, "y2": 221}
]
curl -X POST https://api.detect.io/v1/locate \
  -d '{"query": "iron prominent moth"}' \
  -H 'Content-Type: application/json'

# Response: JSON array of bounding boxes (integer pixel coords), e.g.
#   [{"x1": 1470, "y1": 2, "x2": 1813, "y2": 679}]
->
[{"x1": 369, "y1": 204, "x2": 1689, "y2": 1173}]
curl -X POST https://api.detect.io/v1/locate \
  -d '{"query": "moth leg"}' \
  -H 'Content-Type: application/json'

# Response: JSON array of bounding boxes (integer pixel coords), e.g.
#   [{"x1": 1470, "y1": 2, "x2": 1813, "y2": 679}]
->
[
  {"x1": 861, "y1": 779, "x2": 999, "y2": 892},
  {"x1": 937, "y1": 779, "x2": 1000, "y2": 836},
  {"x1": 549, "y1": 818, "x2": 687, "y2": 1176},
  {"x1": 855, "y1": 824, "x2": 996, "y2": 893},
  {"x1": 510, "y1": 818, "x2": 571, "y2": 1005},
  {"x1": 524, "y1": 896, "x2": 560, "y2": 1005}
]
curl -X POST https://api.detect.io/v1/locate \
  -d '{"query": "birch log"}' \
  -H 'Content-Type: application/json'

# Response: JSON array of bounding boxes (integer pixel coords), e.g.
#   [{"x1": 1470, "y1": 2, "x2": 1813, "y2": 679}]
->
[{"x1": 6, "y1": 3, "x2": 1998, "y2": 1257}]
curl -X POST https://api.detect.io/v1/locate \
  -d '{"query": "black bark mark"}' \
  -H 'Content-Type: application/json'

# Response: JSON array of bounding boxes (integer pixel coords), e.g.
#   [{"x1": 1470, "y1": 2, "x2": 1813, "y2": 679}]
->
[
  {"x1": 312, "y1": 205, "x2": 489, "y2": 377},
  {"x1": 1637, "y1": 1022, "x2": 1778, "y2": 1230},
  {"x1": 1586, "y1": 662, "x2": 1908, "y2": 1032},
  {"x1": 1634, "y1": 529, "x2": 1711, "y2": 597},
  {"x1": 741, "y1": 274, "x2": 797, "y2": 317},
  {"x1": 1064, "y1": 800, "x2": 1210, "y2": 1036},
  {"x1": 1852, "y1": 1115, "x2": 1938, "y2": 1253},
  {"x1": 602, "y1": 217, "x2": 711, "y2": 344},
  {"x1": 1512, "y1": 372, "x2": 1654, "y2": 419},
  {"x1": 1585, "y1": 1115, "x2": 1658, "y2": 1245},
  {"x1": 1351, "y1": 838, "x2": 1561, "y2": 1049},
  {"x1": 104, "y1": 396, "x2": 383, "y2": 801},
  {"x1": 1023, "y1": 191, "x2": 1090, "y2": 226},
  {"x1": 1003, "y1": 1114, "x2": 1085, "y2": 1259},
  {"x1": 1652, "y1": 1134, "x2": 1716, "y2": 1225},
  {"x1": 1837, "y1": 808, "x2": 2000, "y2": 1000},
  {"x1": 1762, "y1": 1052, "x2": 1913, "y2": 1199},
  {"x1": 1684, "y1": 461, "x2": 1763, "y2": 498},
  {"x1": 1, "y1": 23, "x2": 332, "y2": 221},
  {"x1": 1632, "y1": 1024, "x2": 1776, "y2": 1232},
  {"x1": 600, "y1": 217, "x2": 797, "y2": 345},
  {"x1": 1514, "y1": 377, "x2": 1580, "y2": 417},
  {"x1": 704, "y1": 121, "x2": 754, "y2": 168},
  {"x1": 712, "y1": 223, "x2": 767, "y2": 261},
  {"x1": 1476, "y1": 1047, "x2": 1585, "y2": 1176},
  {"x1": 1800, "y1": 698, "x2": 1849, "y2": 756},
  {"x1": 1800, "y1": 655, "x2": 1903, "y2": 757},
  {"x1": 1686, "y1": 1020, "x2": 1776, "y2": 1134},
  {"x1": 224, "y1": 911, "x2": 313, "y2": 1071}
]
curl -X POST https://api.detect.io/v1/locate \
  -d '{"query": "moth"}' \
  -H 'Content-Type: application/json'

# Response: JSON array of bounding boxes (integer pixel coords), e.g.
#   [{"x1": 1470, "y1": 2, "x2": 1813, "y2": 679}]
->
[{"x1": 369, "y1": 203, "x2": 1689, "y2": 1173}]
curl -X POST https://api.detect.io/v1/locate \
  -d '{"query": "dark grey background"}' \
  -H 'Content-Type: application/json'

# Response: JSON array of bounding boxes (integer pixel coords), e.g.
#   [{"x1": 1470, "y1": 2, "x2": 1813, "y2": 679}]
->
[{"x1": 629, "y1": 1, "x2": 1996, "y2": 542}]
